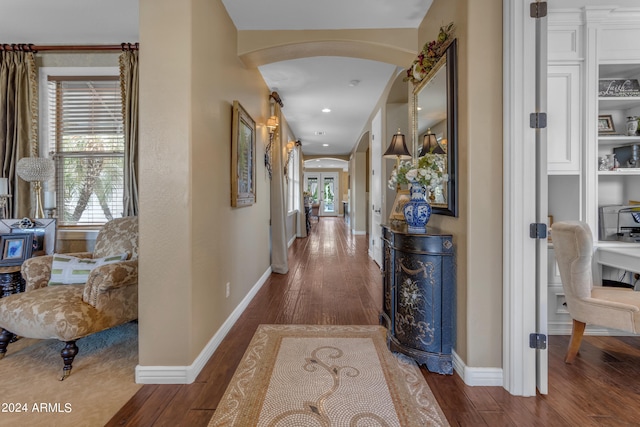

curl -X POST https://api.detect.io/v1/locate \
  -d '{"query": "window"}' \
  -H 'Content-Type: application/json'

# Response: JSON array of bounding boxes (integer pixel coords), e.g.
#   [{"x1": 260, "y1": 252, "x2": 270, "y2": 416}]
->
[{"x1": 48, "y1": 76, "x2": 124, "y2": 226}]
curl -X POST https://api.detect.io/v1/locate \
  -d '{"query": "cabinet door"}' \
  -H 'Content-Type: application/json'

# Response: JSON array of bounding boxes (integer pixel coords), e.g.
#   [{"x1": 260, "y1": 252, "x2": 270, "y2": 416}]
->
[
  {"x1": 381, "y1": 234, "x2": 393, "y2": 330},
  {"x1": 394, "y1": 250, "x2": 442, "y2": 354},
  {"x1": 548, "y1": 64, "x2": 582, "y2": 173}
]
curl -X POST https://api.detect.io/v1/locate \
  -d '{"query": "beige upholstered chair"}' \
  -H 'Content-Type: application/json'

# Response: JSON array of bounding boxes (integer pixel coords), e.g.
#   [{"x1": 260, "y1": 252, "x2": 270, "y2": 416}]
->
[
  {"x1": 0, "y1": 216, "x2": 138, "y2": 380},
  {"x1": 552, "y1": 221, "x2": 640, "y2": 363}
]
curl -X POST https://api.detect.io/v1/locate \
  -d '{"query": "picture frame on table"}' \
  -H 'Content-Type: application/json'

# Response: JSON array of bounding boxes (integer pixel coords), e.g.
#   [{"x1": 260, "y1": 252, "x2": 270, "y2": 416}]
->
[
  {"x1": 0, "y1": 233, "x2": 32, "y2": 266},
  {"x1": 598, "y1": 115, "x2": 616, "y2": 134},
  {"x1": 231, "y1": 100, "x2": 256, "y2": 207},
  {"x1": 0, "y1": 218, "x2": 56, "y2": 257}
]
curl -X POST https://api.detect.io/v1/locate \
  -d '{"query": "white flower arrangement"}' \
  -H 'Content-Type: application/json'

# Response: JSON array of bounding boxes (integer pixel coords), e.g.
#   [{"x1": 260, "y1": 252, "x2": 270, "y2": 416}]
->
[{"x1": 388, "y1": 153, "x2": 448, "y2": 193}]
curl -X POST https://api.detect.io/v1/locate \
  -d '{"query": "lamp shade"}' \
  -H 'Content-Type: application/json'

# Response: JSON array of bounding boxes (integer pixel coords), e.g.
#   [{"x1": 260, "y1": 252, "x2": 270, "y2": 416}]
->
[
  {"x1": 383, "y1": 129, "x2": 411, "y2": 159},
  {"x1": 16, "y1": 157, "x2": 55, "y2": 182},
  {"x1": 420, "y1": 129, "x2": 445, "y2": 156},
  {"x1": 266, "y1": 116, "x2": 279, "y2": 132}
]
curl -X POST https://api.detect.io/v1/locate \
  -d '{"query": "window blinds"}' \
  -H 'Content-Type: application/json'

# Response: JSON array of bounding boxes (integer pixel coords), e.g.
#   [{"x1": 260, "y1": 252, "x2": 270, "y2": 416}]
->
[{"x1": 48, "y1": 76, "x2": 124, "y2": 226}]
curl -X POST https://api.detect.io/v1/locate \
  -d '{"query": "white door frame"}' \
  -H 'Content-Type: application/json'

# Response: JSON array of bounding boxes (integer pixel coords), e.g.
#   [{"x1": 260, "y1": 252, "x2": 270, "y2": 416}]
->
[
  {"x1": 370, "y1": 109, "x2": 383, "y2": 265},
  {"x1": 503, "y1": 0, "x2": 540, "y2": 396}
]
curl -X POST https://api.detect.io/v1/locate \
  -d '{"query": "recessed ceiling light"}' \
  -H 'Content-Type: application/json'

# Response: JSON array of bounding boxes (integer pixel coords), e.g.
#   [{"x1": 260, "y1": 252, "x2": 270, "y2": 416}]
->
[
  {"x1": 417, "y1": 106, "x2": 422, "y2": 111},
  {"x1": 322, "y1": 108, "x2": 331, "y2": 113},
  {"x1": 322, "y1": 144, "x2": 329, "y2": 147},
  {"x1": 349, "y1": 80, "x2": 360, "y2": 87},
  {"x1": 314, "y1": 131, "x2": 326, "y2": 136}
]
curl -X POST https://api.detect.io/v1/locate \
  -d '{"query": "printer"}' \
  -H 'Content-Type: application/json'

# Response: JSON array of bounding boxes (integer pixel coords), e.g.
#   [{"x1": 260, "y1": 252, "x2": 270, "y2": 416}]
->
[{"x1": 599, "y1": 205, "x2": 640, "y2": 242}]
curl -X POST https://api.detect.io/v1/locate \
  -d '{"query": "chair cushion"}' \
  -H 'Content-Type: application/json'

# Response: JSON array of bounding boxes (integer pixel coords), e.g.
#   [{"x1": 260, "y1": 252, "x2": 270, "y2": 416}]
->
[
  {"x1": 48, "y1": 253, "x2": 128, "y2": 286},
  {"x1": 0, "y1": 285, "x2": 110, "y2": 341}
]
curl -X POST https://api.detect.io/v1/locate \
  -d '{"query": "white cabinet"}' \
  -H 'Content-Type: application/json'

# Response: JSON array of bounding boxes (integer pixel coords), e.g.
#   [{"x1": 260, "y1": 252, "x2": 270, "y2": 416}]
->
[
  {"x1": 547, "y1": 4, "x2": 640, "y2": 335},
  {"x1": 548, "y1": 65, "x2": 582, "y2": 173}
]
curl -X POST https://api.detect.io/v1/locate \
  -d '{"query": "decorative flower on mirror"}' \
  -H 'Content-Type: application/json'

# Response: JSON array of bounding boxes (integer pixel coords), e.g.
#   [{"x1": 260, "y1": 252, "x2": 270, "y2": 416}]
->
[{"x1": 404, "y1": 22, "x2": 455, "y2": 84}]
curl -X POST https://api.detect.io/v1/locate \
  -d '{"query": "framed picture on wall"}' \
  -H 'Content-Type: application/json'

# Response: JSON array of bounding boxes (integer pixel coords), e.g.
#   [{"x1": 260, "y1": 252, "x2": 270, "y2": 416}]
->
[{"x1": 231, "y1": 100, "x2": 256, "y2": 207}]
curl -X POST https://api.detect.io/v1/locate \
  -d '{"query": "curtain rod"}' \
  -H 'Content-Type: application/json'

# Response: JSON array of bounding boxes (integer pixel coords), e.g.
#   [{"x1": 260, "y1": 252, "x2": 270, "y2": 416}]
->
[{"x1": 0, "y1": 43, "x2": 139, "y2": 52}]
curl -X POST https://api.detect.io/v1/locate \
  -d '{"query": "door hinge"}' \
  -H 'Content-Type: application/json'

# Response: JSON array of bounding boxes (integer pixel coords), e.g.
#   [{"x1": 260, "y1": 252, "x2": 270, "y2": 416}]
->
[
  {"x1": 530, "y1": 112, "x2": 547, "y2": 129},
  {"x1": 530, "y1": 223, "x2": 547, "y2": 239},
  {"x1": 530, "y1": 1, "x2": 547, "y2": 18},
  {"x1": 530, "y1": 333, "x2": 547, "y2": 350}
]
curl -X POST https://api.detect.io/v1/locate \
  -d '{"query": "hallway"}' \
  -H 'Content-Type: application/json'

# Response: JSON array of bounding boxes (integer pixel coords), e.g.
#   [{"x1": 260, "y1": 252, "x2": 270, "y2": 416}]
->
[{"x1": 108, "y1": 217, "x2": 640, "y2": 426}]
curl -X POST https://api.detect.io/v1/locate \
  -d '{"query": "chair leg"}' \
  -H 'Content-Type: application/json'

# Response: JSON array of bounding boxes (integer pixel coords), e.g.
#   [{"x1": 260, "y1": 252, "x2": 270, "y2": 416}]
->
[
  {"x1": 0, "y1": 329, "x2": 15, "y2": 360},
  {"x1": 565, "y1": 319, "x2": 586, "y2": 363},
  {"x1": 59, "y1": 340, "x2": 78, "y2": 381}
]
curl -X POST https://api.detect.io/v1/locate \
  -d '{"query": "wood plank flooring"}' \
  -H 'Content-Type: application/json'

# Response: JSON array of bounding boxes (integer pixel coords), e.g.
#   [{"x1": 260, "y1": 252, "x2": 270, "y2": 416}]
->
[{"x1": 107, "y1": 217, "x2": 640, "y2": 426}]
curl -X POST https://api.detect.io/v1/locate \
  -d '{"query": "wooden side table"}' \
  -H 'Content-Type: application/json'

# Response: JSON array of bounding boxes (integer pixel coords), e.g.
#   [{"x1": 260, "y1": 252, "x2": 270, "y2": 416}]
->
[{"x1": 0, "y1": 266, "x2": 23, "y2": 298}]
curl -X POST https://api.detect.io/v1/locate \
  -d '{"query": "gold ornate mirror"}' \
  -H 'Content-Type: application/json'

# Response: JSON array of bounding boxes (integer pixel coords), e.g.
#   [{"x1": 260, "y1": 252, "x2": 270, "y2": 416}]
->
[{"x1": 411, "y1": 39, "x2": 458, "y2": 216}]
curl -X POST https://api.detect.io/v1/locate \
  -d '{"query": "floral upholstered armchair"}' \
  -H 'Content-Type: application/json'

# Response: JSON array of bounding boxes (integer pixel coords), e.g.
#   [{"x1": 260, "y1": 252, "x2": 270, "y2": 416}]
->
[{"x1": 0, "y1": 216, "x2": 138, "y2": 380}]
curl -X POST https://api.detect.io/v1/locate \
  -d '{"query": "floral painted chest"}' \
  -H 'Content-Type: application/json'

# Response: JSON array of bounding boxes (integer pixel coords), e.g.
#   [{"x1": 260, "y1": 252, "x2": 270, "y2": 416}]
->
[{"x1": 380, "y1": 225, "x2": 456, "y2": 375}]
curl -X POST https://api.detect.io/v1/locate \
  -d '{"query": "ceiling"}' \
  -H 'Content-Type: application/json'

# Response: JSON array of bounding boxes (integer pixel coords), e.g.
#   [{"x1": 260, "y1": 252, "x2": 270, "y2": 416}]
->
[{"x1": 0, "y1": 0, "x2": 432, "y2": 169}]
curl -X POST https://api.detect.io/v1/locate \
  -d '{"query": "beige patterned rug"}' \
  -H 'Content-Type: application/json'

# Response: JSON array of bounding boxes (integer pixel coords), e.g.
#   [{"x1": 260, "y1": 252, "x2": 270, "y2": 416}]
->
[
  {"x1": 0, "y1": 321, "x2": 140, "y2": 427},
  {"x1": 208, "y1": 324, "x2": 449, "y2": 427}
]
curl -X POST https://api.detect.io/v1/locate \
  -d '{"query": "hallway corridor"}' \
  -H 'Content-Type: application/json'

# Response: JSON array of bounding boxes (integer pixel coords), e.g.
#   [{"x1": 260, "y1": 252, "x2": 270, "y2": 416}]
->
[{"x1": 108, "y1": 217, "x2": 640, "y2": 426}]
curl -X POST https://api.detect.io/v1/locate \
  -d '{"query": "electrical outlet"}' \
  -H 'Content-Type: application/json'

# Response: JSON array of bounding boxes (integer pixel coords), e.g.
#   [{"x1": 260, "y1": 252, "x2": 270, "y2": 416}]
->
[{"x1": 225, "y1": 282, "x2": 230, "y2": 298}]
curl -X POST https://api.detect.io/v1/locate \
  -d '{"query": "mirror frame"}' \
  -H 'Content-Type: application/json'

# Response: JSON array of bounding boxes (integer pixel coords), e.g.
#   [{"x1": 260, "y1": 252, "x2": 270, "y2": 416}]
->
[{"x1": 411, "y1": 38, "x2": 458, "y2": 217}]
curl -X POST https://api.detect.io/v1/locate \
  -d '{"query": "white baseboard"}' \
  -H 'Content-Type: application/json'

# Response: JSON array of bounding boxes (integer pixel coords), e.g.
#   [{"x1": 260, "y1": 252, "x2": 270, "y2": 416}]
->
[
  {"x1": 288, "y1": 234, "x2": 296, "y2": 248},
  {"x1": 452, "y1": 350, "x2": 504, "y2": 387},
  {"x1": 351, "y1": 230, "x2": 366, "y2": 235},
  {"x1": 135, "y1": 266, "x2": 273, "y2": 384}
]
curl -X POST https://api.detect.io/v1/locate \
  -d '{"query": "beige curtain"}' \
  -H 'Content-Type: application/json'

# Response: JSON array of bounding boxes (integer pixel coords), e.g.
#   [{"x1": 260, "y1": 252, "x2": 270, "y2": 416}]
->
[
  {"x1": 270, "y1": 105, "x2": 289, "y2": 274},
  {"x1": 0, "y1": 50, "x2": 37, "y2": 218},
  {"x1": 119, "y1": 50, "x2": 139, "y2": 216}
]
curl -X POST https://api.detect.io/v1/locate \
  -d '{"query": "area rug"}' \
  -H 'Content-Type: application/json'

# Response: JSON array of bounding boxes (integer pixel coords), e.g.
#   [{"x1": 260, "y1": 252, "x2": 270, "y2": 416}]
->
[
  {"x1": 0, "y1": 321, "x2": 141, "y2": 427},
  {"x1": 208, "y1": 324, "x2": 449, "y2": 426}
]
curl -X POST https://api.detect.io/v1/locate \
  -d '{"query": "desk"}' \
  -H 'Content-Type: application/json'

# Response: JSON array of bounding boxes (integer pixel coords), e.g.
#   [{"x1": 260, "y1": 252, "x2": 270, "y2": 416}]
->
[
  {"x1": 595, "y1": 246, "x2": 640, "y2": 290},
  {"x1": 596, "y1": 247, "x2": 640, "y2": 272}
]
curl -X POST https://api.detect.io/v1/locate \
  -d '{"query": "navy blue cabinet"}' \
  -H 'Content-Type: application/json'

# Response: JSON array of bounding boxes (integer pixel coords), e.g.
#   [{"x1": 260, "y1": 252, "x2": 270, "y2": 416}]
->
[{"x1": 381, "y1": 225, "x2": 456, "y2": 375}]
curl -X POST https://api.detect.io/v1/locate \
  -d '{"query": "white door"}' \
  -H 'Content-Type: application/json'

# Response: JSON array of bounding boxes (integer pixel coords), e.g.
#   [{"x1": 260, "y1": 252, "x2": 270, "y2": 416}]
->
[
  {"x1": 304, "y1": 172, "x2": 339, "y2": 217},
  {"x1": 370, "y1": 109, "x2": 383, "y2": 266},
  {"x1": 534, "y1": 7, "x2": 549, "y2": 395},
  {"x1": 504, "y1": 0, "x2": 548, "y2": 396}
]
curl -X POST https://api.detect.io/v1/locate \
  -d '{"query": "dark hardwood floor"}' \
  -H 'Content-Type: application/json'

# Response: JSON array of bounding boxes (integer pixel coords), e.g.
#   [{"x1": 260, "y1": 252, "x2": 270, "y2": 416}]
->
[{"x1": 107, "y1": 217, "x2": 640, "y2": 426}]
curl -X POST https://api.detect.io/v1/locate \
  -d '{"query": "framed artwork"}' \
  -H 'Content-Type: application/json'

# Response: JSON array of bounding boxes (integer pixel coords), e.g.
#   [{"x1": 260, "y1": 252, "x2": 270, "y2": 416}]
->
[
  {"x1": 389, "y1": 189, "x2": 410, "y2": 222},
  {"x1": 0, "y1": 218, "x2": 56, "y2": 256},
  {"x1": 0, "y1": 233, "x2": 32, "y2": 266},
  {"x1": 231, "y1": 100, "x2": 256, "y2": 207},
  {"x1": 598, "y1": 115, "x2": 616, "y2": 134}
]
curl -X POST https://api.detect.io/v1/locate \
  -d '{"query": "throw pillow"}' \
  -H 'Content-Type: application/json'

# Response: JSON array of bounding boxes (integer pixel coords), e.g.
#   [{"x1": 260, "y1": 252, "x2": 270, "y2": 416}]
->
[{"x1": 48, "y1": 253, "x2": 128, "y2": 286}]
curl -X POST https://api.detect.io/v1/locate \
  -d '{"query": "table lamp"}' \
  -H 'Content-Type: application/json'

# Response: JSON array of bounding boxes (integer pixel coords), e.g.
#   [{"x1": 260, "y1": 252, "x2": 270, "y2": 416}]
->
[{"x1": 16, "y1": 157, "x2": 55, "y2": 218}]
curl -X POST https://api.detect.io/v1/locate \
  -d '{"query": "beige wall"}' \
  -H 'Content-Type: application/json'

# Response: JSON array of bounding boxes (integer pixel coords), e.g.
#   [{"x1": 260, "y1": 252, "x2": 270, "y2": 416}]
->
[
  {"x1": 138, "y1": 0, "x2": 271, "y2": 365},
  {"x1": 137, "y1": 0, "x2": 503, "y2": 371},
  {"x1": 419, "y1": 0, "x2": 503, "y2": 367}
]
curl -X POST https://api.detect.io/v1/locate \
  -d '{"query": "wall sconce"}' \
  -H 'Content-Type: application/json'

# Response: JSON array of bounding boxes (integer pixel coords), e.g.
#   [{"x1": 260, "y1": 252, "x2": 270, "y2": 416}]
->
[
  {"x1": 420, "y1": 128, "x2": 445, "y2": 155},
  {"x1": 264, "y1": 91, "x2": 284, "y2": 180},
  {"x1": 264, "y1": 115, "x2": 279, "y2": 180},
  {"x1": 16, "y1": 157, "x2": 55, "y2": 218}
]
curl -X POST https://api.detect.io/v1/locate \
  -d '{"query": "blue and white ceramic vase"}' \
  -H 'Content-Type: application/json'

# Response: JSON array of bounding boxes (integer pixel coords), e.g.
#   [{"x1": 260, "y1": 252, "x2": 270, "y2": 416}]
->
[{"x1": 403, "y1": 180, "x2": 431, "y2": 233}]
